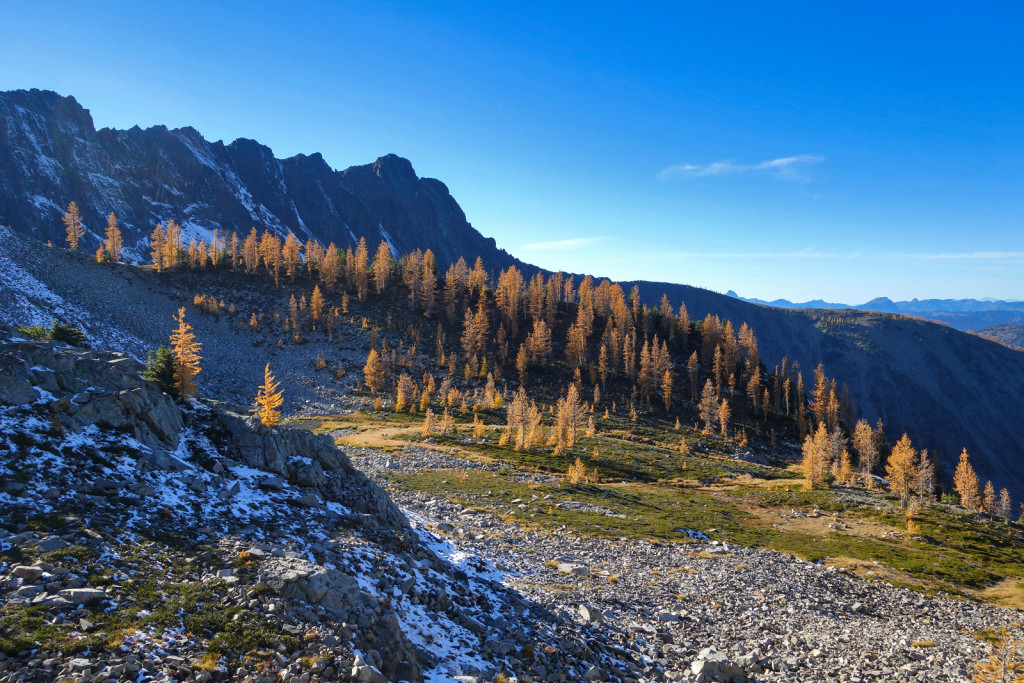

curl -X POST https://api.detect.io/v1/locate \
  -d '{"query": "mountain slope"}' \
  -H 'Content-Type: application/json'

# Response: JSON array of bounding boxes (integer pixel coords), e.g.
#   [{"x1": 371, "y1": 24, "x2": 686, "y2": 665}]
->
[
  {"x1": 0, "y1": 89, "x2": 519, "y2": 271},
  {"x1": 1, "y1": 89, "x2": 1022, "y2": 501},
  {"x1": 630, "y1": 278, "x2": 1024, "y2": 495},
  {"x1": 980, "y1": 324, "x2": 1024, "y2": 349}
]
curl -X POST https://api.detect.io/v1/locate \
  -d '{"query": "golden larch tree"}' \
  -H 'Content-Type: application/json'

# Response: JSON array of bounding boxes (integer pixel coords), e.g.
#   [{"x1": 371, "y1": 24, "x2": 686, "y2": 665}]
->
[
  {"x1": 698, "y1": 380, "x2": 718, "y2": 434},
  {"x1": 282, "y1": 233, "x2": 302, "y2": 280},
  {"x1": 354, "y1": 237, "x2": 370, "y2": 301},
  {"x1": 953, "y1": 448, "x2": 981, "y2": 510},
  {"x1": 242, "y1": 227, "x2": 260, "y2": 273},
  {"x1": 321, "y1": 243, "x2": 340, "y2": 291},
  {"x1": 971, "y1": 627, "x2": 1024, "y2": 682},
  {"x1": 253, "y1": 363, "x2": 284, "y2": 426},
  {"x1": 169, "y1": 307, "x2": 202, "y2": 398},
  {"x1": 104, "y1": 211, "x2": 123, "y2": 262},
  {"x1": 63, "y1": 201, "x2": 85, "y2": 251},
  {"x1": 363, "y1": 348, "x2": 384, "y2": 395},
  {"x1": 718, "y1": 399, "x2": 731, "y2": 437},
  {"x1": 885, "y1": 434, "x2": 918, "y2": 509},
  {"x1": 150, "y1": 223, "x2": 166, "y2": 272},
  {"x1": 310, "y1": 285, "x2": 324, "y2": 330},
  {"x1": 984, "y1": 480, "x2": 997, "y2": 513},
  {"x1": 372, "y1": 239, "x2": 392, "y2": 294},
  {"x1": 852, "y1": 419, "x2": 879, "y2": 487},
  {"x1": 164, "y1": 219, "x2": 182, "y2": 268}
]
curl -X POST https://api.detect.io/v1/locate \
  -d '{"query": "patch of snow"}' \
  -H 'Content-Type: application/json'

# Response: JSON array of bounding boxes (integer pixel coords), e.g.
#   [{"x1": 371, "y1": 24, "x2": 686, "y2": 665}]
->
[{"x1": 378, "y1": 224, "x2": 399, "y2": 258}]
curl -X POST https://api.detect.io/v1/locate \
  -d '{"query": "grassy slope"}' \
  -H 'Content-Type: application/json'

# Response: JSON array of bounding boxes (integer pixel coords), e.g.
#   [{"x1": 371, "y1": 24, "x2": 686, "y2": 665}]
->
[{"x1": 307, "y1": 408, "x2": 1024, "y2": 608}]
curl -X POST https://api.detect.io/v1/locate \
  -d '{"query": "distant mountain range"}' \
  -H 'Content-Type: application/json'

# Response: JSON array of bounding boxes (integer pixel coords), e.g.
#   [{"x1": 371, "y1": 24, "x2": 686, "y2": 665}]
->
[
  {"x1": 1, "y1": 88, "x2": 1022, "y2": 500},
  {"x1": 727, "y1": 291, "x2": 1024, "y2": 332}
]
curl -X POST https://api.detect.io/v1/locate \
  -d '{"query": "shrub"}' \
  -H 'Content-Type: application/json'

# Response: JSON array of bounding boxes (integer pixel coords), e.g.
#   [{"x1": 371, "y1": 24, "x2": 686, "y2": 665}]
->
[
  {"x1": 50, "y1": 322, "x2": 86, "y2": 346},
  {"x1": 16, "y1": 324, "x2": 48, "y2": 339},
  {"x1": 141, "y1": 346, "x2": 179, "y2": 398}
]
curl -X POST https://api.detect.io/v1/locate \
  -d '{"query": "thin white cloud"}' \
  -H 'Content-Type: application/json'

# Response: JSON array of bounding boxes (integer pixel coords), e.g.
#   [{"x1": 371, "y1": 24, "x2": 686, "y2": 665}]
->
[
  {"x1": 659, "y1": 154, "x2": 825, "y2": 182},
  {"x1": 910, "y1": 251, "x2": 1024, "y2": 260},
  {"x1": 521, "y1": 236, "x2": 610, "y2": 251},
  {"x1": 663, "y1": 248, "x2": 843, "y2": 260}
]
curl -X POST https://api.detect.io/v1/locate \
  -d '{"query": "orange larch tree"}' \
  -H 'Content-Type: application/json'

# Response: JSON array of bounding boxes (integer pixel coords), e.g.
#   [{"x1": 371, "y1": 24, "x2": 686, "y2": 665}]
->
[
  {"x1": 169, "y1": 307, "x2": 202, "y2": 398},
  {"x1": 253, "y1": 363, "x2": 284, "y2": 427},
  {"x1": 63, "y1": 201, "x2": 85, "y2": 251}
]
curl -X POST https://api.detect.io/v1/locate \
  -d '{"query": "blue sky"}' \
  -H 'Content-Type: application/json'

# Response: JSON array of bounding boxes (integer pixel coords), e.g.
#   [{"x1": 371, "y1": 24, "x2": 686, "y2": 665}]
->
[{"x1": 3, "y1": 1, "x2": 1022, "y2": 301}]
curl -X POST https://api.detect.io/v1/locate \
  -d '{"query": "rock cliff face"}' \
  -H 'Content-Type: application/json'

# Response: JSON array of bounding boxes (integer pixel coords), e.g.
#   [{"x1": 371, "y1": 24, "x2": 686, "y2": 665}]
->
[{"x1": 0, "y1": 89, "x2": 518, "y2": 271}]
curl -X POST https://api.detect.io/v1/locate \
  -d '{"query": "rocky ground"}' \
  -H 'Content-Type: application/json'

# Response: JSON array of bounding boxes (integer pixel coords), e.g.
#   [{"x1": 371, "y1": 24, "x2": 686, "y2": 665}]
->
[
  {"x1": 356, "y1": 448, "x2": 1020, "y2": 683},
  {"x1": 0, "y1": 337, "x2": 665, "y2": 682},
  {"x1": 0, "y1": 251, "x2": 1021, "y2": 681}
]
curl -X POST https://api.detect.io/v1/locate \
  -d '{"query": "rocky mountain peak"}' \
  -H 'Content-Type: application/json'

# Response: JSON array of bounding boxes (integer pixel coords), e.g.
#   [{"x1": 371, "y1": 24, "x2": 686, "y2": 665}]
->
[{"x1": 0, "y1": 89, "x2": 525, "y2": 273}]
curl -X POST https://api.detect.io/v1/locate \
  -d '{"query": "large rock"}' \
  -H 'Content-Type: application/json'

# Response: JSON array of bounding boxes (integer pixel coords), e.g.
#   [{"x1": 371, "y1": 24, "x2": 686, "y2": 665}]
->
[
  {"x1": 689, "y1": 648, "x2": 751, "y2": 683},
  {"x1": 269, "y1": 561, "x2": 421, "y2": 682},
  {"x1": 0, "y1": 340, "x2": 183, "y2": 449},
  {"x1": 210, "y1": 406, "x2": 406, "y2": 528}
]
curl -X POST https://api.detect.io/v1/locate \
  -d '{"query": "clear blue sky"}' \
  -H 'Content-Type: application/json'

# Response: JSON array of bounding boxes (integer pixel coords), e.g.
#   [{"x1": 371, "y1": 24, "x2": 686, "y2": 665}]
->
[{"x1": 3, "y1": 1, "x2": 1022, "y2": 302}]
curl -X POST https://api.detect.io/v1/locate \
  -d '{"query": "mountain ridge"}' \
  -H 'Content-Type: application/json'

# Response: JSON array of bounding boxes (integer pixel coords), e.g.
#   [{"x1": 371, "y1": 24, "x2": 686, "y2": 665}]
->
[
  {"x1": 1, "y1": 88, "x2": 1022, "y2": 502},
  {"x1": 727, "y1": 290, "x2": 1024, "y2": 331},
  {"x1": 0, "y1": 88, "x2": 523, "y2": 274}
]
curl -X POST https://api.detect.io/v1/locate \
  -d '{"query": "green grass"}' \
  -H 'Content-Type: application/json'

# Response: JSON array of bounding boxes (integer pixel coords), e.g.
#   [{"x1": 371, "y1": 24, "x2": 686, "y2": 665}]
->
[
  {"x1": 351, "y1": 406, "x2": 798, "y2": 485},
  {"x1": 0, "y1": 534, "x2": 286, "y2": 662},
  {"x1": 387, "y1": 460, "x2": 1024, "y2": 595}
]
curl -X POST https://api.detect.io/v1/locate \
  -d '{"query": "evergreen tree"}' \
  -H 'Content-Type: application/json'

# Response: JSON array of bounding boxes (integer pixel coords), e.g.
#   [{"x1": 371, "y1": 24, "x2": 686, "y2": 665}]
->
[{"x1": 141, "y1": 345, "x2": 178, "y2": 398}]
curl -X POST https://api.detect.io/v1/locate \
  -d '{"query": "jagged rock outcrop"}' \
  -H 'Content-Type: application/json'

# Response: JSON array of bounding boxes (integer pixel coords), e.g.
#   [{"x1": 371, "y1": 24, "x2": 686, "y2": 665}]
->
[
  {"x1": 0, "y1": 337, "x2": 408, "y2": 533},
  {"x1": 0, "y1": 339, "x2": 184, "y2": 449},
  {"x1": 0, "y1": 339, "x2": 434, "y2": 680},
  {"x1": 0, "y1": 88, "x2": 521, "y2": 272},
  {"x1": 210, "y1": 408, "x2": 407, "y2": 529}
]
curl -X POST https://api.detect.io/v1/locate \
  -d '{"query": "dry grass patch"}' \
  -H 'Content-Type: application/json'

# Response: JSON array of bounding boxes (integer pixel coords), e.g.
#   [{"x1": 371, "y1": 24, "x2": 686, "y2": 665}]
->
[{"x1": 977, "y1": 578, "x2": 1024, "y2": 610}]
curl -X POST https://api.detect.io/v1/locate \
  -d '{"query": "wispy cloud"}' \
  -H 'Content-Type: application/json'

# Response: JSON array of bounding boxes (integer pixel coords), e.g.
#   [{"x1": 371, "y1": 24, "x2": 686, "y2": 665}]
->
[
  {"x1": 521, "y1": 236, "x2": 610, "y2": 251},
  {"x1": 663, "y1": 248, "x2": 845, "y2": 260},
  {"x1": 910, "y1": 251, "x2": 1024, "y2": 260},
  {"x1": 659, "y1": 154, "x2": 825, "y2": 182}
]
